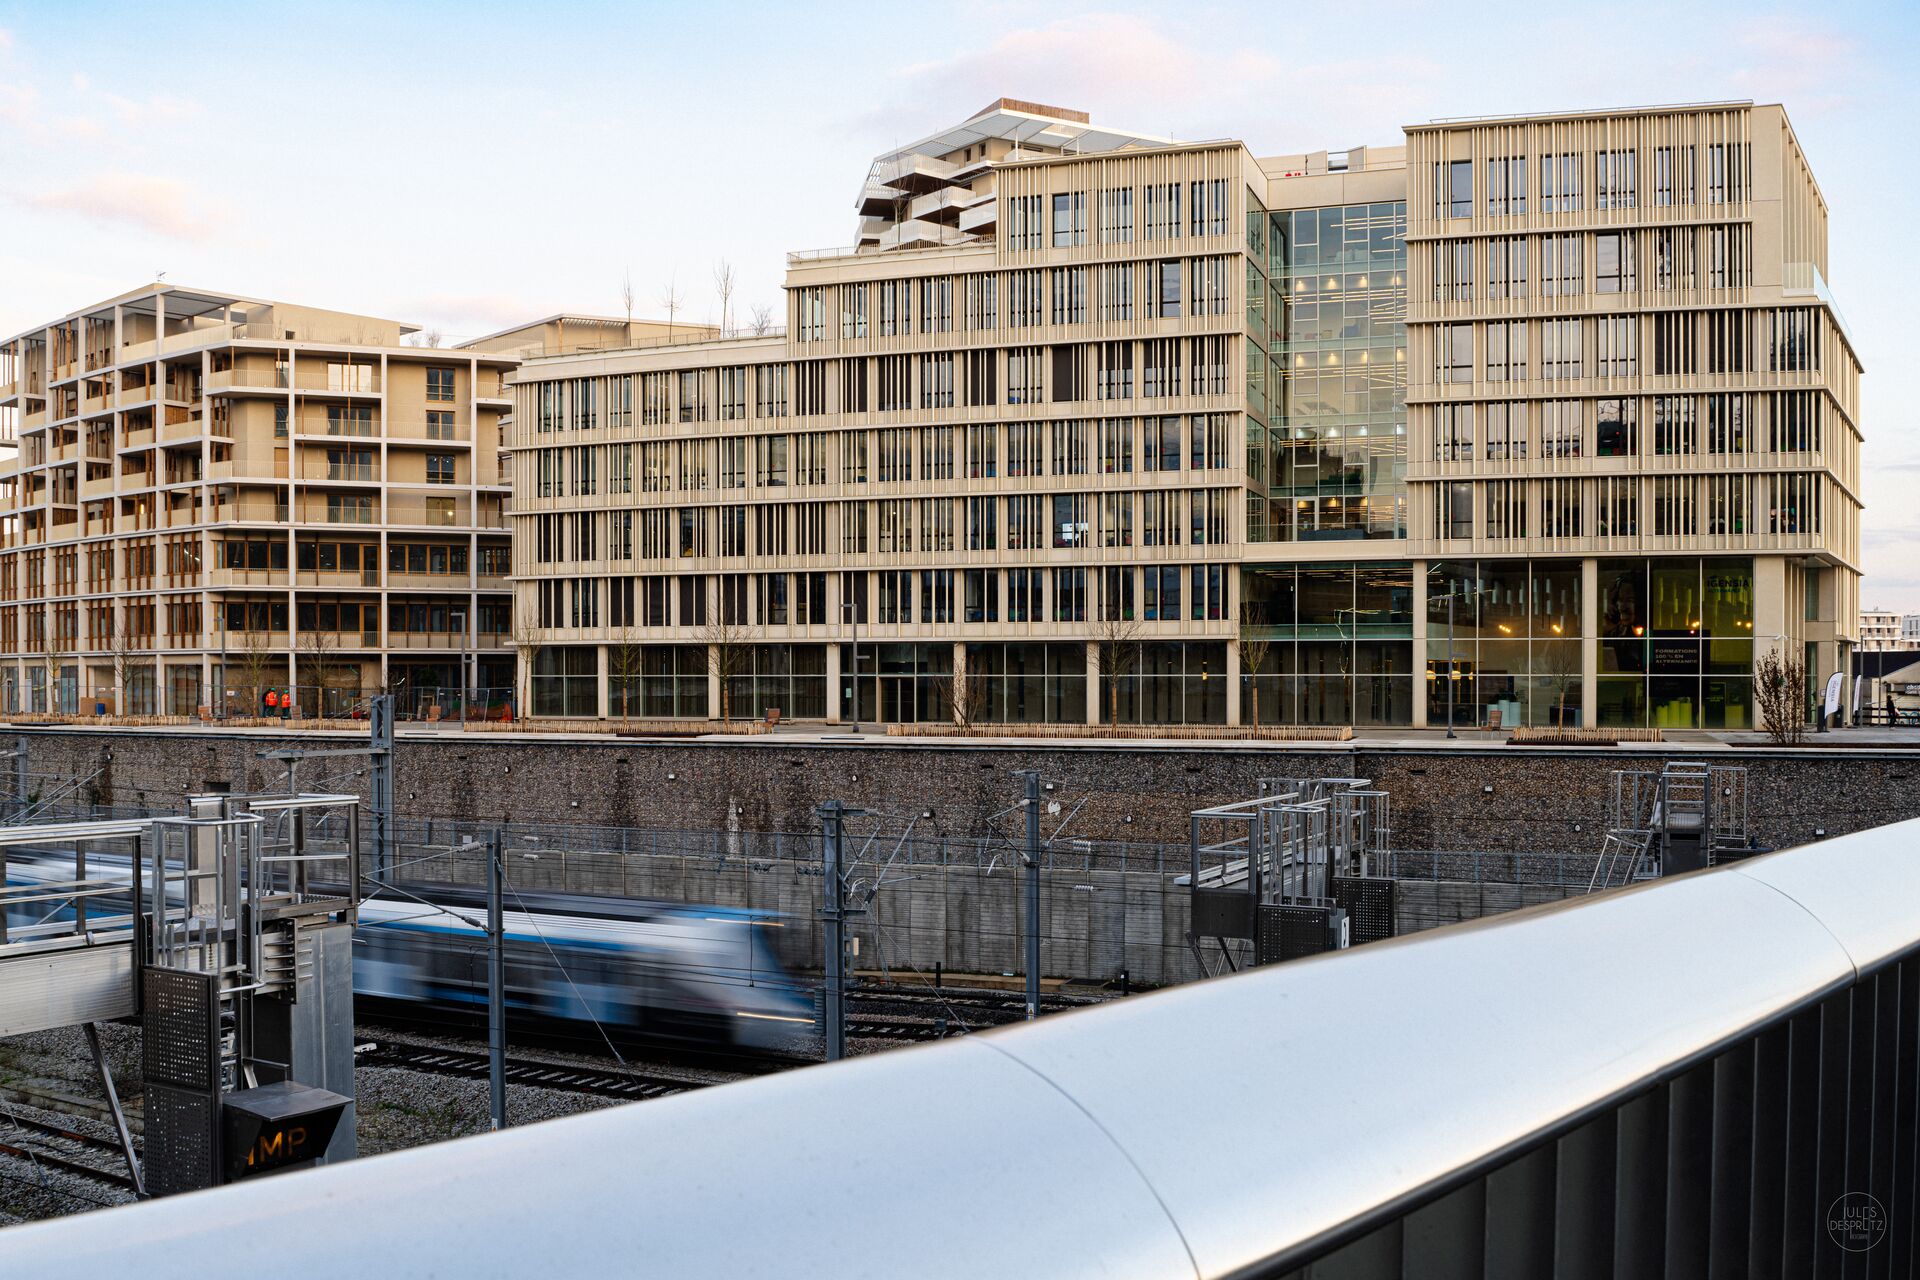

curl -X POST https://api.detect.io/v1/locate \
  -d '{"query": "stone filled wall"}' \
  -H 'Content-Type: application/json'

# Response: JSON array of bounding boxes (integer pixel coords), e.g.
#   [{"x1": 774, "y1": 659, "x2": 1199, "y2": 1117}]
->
[{"x1": 13, "y1": 727, "x2": 1920, "y2": 855}]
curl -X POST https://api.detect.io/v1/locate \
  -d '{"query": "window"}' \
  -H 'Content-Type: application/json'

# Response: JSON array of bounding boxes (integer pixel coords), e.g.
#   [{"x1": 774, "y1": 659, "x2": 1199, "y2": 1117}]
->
[
  {"x1": 1594, "y1": 316, "x2": 1637, "y2": 378},
  {"x1": 1435, "y1": 404, "x2": 1474, "y2": 461},
  {"x1": 1189, "y1": 179, "x2": 1228, "y2": 235},
  {"x1": 426, "y1": 410, "x2": 455, "y2": 440},
  {"x1": 426, "y1": 367, "x2": 457, "y2": 402},
  {"x1": 1487, "y1": 237, "x2": 1528, "y2": 299},
  {"x1": 1438, "y1": 324, "x2": 1473, "y2": 384},
  {"x1": 918, "y1": 277, "x2": 953, "y2": 333},
  {"x1": 1653, "y1": 228, "x2": 1695, "y2": 290},
  {"x1": 1596, "y1": 398, "x2": 1638, "y2": 457},
  {"x1": 1143, "y1": 183, "x2": 1181, "y2": 240},
  {"x1": 1007, "y1": 195, "x2": 1044, "y2": 251},
  {"x1": 1439, "y1": 160, "x2": 1472, "y2": 218},
  {"x1": 1707, "y1": 142, "x2": 1750, "y2": 205},
  {"x1": 1433, "y1": 240, "x2": 1473, "y2": 301},
  {"x1": 1487, "y1": 156, "x2": 1526, "y2": 215},
  {"x1": 1654, "y1": 396, "x2": 1697, "y2": 455},
  {"x1": 1099, "y1": 187, "x2": 1133, "y2": 243},
  {"x1": 1594, "y1": 232, "x2": 1637, "y2": 293},
  {"x1": 1654, "y1": 146, "x2": 1693, "y2": 206},
  {"x1": 839, "y1": 282, "x2": 869, "y2": 338},
  {"x1": 426, "y1": 453, "x2": 456, "y2": 484},
  {"x1": 1595, "y1": 149, "x2": 1637, "y2": 209},
  {"x1": 274, "y1": 403, "x2": 288, "y2": 438},
  {"x1": 1540, "y1": 153, "x2": 1581, "y2": 212},
  {"x1": 1154, "y1": 260, "x2": 1183, "y2": 318},
  {"x1": 1542, "y1": 235, "x2": 1581, "y2": 296},
  {"x1": 1050, "y1": 266, "x2": 1088, "y2": 324},
  {"x1": 1052, "y1": 192, "x2": 1087, "y2": 248},
  {"x1": 1541, "y1": 319, "x2": 1582, "y2": 380},
  {"x1": 1541, "y1": 401, "x2": 1582, "y2": 458},
  {"x1": 1707, "y1": 225, "x2": 1751, "y2": 289},
  {"x1": 1485, "y1": 321, "x2": 1527, "y2": 381},
  {"x1": 1444, "y1": 483, "x2": 1474, "y2": 539},
  {"x1": 1485, "y1": 402, "x2": 1527, "y2": 460}
]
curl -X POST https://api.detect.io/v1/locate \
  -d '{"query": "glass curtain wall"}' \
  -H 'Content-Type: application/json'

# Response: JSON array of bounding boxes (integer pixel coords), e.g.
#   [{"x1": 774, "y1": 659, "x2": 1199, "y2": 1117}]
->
[
  {"x1": 1241, "y1": 563, "x2": 1414, "y2": 725},
  {"x1": 1427, "y1": 560, "x2": 1583, "y2": 730},
  {"x1": 965, "y1": 642, "x2": 1086, "y2": 723},
  {"x1": 1598, "y1": 558, "x2": 1754, "y2": 728},
  {"x1": 1107, "y1": 641, "x2": 1228, "y2": 725},
  {"x1": 1258, "y1": 201, "x2": 1409, "y2": 542}
]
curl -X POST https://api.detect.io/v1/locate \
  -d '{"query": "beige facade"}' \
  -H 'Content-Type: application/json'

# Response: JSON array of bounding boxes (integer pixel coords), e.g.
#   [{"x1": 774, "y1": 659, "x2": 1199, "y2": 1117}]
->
[
  {"x1": 0, "y1": 285, "x2": 517, "y2": 716},
  {"x1": 507, "y1": 99, "x2": 1862, "y2": 730},
  {"x1": 1859, "y1": 610, "x2": 1910, "y2": 652}
]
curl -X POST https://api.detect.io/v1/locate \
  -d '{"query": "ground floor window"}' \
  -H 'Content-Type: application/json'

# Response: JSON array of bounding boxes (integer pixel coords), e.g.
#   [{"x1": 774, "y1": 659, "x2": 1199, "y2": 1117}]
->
[
  {"x1": 965, "y1": 642, "x2": 1085, "y2": 723},
  {"x1": 727, "y1": 644, "x2": 826, "y2": 721},
  {"x1": 533, "y1": 646, "x2": 598, "y2": 718},
  {"x1": 1103, "y1": 641, "x2": 1227, "y2": 725},
  {"x1": 1595, "y1": 557, "x2": 1754, "y2": 729},
  {"x1": 845, "y1": 642, "x2": 952, "y2": 724}
]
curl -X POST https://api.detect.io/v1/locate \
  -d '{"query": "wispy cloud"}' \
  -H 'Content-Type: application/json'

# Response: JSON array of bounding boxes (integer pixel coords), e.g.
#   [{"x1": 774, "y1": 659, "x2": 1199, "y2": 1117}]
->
[{"x1": 22, "y1": 173, "x2": 225, "y2": 242}]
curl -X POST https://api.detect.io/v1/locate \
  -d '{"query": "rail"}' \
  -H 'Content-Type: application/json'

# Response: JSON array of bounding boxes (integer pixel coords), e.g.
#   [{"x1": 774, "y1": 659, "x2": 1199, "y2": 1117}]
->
[{"x1": 5, "y1": 819, "x2": 1918, "y2": 1274}]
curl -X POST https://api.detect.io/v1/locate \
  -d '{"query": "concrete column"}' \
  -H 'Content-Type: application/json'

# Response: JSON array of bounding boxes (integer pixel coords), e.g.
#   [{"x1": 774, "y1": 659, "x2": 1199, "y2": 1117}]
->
[
  {"x1": 595, "y1": 644, "x2": 610, "y2": 721},
  {"x1": 1085, "y1": 640, "x2": 1101, "y2": 727},
  {"x1": 1411, "y1": 560, "x2": 1429, "y2": 729},
  {"x1": 1224, "y1": 634, "x2": 1241, "y2": 727},
  {"x1": 1581, "y1": 558, "x2": 1599, "y2": 729},
  {"x1": 1753, "y1": 555, "x2": 1790, "y2": 663},
  {"x1": 824, "y1": 641, "x2": 841, "y2": 725},
  {"x1": 706, "y1": 644, "x2": 722, "y2": 721}
]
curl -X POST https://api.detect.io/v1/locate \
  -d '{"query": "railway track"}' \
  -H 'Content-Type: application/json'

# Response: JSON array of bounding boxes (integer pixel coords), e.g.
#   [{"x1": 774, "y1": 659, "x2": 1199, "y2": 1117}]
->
[
  {"x1": 0, "y1": 1113, "x2": 137, "y2": 1193},
  {"x1": 355, "y1": 1040, "x2": 712, "y2": 1102}
]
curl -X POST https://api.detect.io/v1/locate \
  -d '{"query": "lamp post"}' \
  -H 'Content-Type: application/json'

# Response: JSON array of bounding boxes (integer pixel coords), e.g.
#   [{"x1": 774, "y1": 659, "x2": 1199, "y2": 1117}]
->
[
  {"x1": 841, "y1": 599, "x2": 861, "y2": 734},
  {"x1": 1425, "y1": 569, "x2": 1477, "y2": 741}
]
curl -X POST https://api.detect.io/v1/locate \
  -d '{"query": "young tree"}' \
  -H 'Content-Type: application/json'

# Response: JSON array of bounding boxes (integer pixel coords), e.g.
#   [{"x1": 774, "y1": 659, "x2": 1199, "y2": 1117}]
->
[
  {"x1": 620, "y1": 268, "x2": 634, "y2": 326},
  {"x1": 510, "y1": 605, "x2": 543, "y2": 721},
  {"x1": 1755, "y1": 646, "x2": 1808, "y2": 745},
  {"x1": 746, "y1": 303, "x2": 776, "y2": 337},
  {"x1": 298, "y1": 630, "x2": 342, "y2": 718},
  {"x1": 108, "y1": 611, "x2": 149, "y2": 717},
  {"x1": 607, "y1": 627, "x2": 645, "y2": 729},
  {"x1": 699, "y1": 611, "x2": 757, "y2": 722},
  {"x1": 39, "y1": 629, "x2": 67, "y2": 715},
  {"x1": 1237, "y1": 603, "x2": 1273, "y2": 730},
  {"x1": 712, "y1": 260, "x2": 736, "y2": 338},
  {"x1": 1093, "y1": 615, "x2": 1142, "y2": 728},
  {"x1": 233, "y1": 626, "x2": 278, "y2": 719},
  {"x1": 660, "y1": 273, "x2": 683, "y2": 340},
  {"x1": 945, "y1": 663, "x2": 989, "y2": 732}
]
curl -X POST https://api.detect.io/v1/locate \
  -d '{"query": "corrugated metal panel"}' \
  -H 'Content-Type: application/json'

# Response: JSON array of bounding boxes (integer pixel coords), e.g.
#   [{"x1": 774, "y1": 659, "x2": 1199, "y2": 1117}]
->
[{"x1": 0, "y1": 938, "x2": 135, "y2": 1036}]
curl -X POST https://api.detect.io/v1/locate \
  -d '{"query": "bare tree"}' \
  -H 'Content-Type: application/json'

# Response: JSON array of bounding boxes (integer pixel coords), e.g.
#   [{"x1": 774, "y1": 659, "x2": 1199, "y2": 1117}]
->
[
  {"x1": 945, "y1": 664, "x2": 989, "y2": 732},
  {"x1": 1093, "y1": 614, "x2": 1143, "y2": 728},
  {"x1": 660, "y1": 273, "x2": 683, "y2": 340},
  {"x1": 1755, "y1": 646, "x2": 1807, "y2": 745},
  {"x1": 510, "y1": 606, "x2": 543, "y2": 721},
  {"x1": 109, "y1": 611, "x2": 159, "y2": 717},
  {"x1": 620, "y1": 268, "x2": 634, "y2": 326},
  {"x1": 746, "y1": 303, "x2": 775, "y2": 337},
  {"x1": 233, "y1": 626, "x2": 278, "y2": 719},
  {"x1": 39, "y1": 629, "x2": 67, "y2": 715},
  {"x1": 699, "y1": 610, "x2": 758, "y2": 722},
  {"x1": 1535, "y1": 636, "x2": 1583, "y2": 729},
  {"x1": 421, "y1": 328, "x2": 444, "y2": 349},
  {"x1": 607, "y1": 627, "x2": 646, "y2": 730},
  {"x1": 712, "y1": 260, "x2": 736, "y2": 338},
  {"x1": 298, "y1": 630, "x2": 342, "y2": 719},
  {"x1": 1237, "y1": 603, "x2": 1272, "y2": 730}
]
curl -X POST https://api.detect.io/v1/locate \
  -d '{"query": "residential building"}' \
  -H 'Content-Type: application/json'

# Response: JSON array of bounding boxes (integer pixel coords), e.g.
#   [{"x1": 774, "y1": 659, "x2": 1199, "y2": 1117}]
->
[
  {"x1": 507, "y1": 98, "x2": 1862, "y2": 730},
  {"x1": 1859, "y1": 609, "x2": 1910, "y2": 651},
  {"x1": 0, "y1": 285, "x2": 517, "y2": 715}
]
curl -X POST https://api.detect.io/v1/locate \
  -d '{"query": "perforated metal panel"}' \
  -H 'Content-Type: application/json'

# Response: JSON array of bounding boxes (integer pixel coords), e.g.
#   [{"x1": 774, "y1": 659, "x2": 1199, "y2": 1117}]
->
[
  {"x1": 1254, "y1": 903, "x2": 1346, "y2": 965},
  {"x1": 146, "y1": 1084, "x2": 219, "y2": 1196},
  {"x1": 1332, "y1": 876, "x2": 1397, "y2": 946},
  {"x1": 142, "y1": 967, "x2": 221, "y2": 1196},
  {"x1": 143, "y1": 968, "x2": 218, "y2": 1091}
]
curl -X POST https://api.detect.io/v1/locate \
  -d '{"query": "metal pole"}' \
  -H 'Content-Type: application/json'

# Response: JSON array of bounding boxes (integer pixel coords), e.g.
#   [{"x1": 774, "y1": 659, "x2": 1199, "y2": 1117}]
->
[
  {"x1": 370, "y1": 694, "x2": 394, "y2": 879},
  {"x1": 843, "y1": 603, "x2": 861, "y2": 734},
  {"x1": 84, "y1": 1023, "x2": 144, "y2": 1197},
  {"x1": 486, "y1": 828, "x2": 507, "y2": 1131},
  {"x1": 818, "y1": 801, "x2": 846, "y2": 1061},
  {"x1": 1020, "y1": 770, "x2": 1041, "y2": 1022},
  {"x1": 1446, "y1": 592, "x2": 1458, "y2": 739}
]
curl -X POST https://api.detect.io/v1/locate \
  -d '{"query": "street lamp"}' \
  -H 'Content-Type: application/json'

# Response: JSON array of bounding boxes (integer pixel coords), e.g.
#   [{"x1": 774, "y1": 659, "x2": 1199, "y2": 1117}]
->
[
  {"x1": 841, "y1": 600, "x2": 861, "y2": 733},
  {"x1": 1426, "y1": 568, "x2": 1479, "y2": 741}
]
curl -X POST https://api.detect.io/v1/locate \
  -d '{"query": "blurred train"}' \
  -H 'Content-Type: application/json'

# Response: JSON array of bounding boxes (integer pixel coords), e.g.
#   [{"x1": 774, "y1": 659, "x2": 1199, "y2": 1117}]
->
[{"x1": 2, "y1": 852, "x2": 816, "y2": 1054}]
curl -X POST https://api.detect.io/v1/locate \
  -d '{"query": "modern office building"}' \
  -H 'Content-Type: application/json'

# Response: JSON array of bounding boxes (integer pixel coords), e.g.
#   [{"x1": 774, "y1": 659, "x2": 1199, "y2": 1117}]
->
[
  {"x1": 507, "y1": 97, "x2": 1862, "y2": 729},
  {"x1": 0, "y1": 285, "x2": 517, "y2": 716}
]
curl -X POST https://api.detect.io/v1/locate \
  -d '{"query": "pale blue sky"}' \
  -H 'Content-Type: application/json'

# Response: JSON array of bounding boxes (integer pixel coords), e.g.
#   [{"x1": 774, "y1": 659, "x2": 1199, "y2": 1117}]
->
[{"x1": 1, "y1": 0, "x2": 1914, "y2": 603}]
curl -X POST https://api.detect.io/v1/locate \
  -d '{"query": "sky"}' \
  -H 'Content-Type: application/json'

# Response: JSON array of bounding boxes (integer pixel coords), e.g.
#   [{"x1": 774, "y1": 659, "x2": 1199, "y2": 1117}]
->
[{"x1": 1, "y1": 0, "x2": 1915, "y2": 602}]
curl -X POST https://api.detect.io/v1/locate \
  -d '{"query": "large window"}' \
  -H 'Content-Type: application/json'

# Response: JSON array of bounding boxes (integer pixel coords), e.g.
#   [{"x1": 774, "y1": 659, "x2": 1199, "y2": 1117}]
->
[
  {"x1": 1598, "y1": 559, "x2": 1754, "y2": 729},
  {"x1": 1240, "y1": 563, "x2": 1414, "y2": 726}
]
